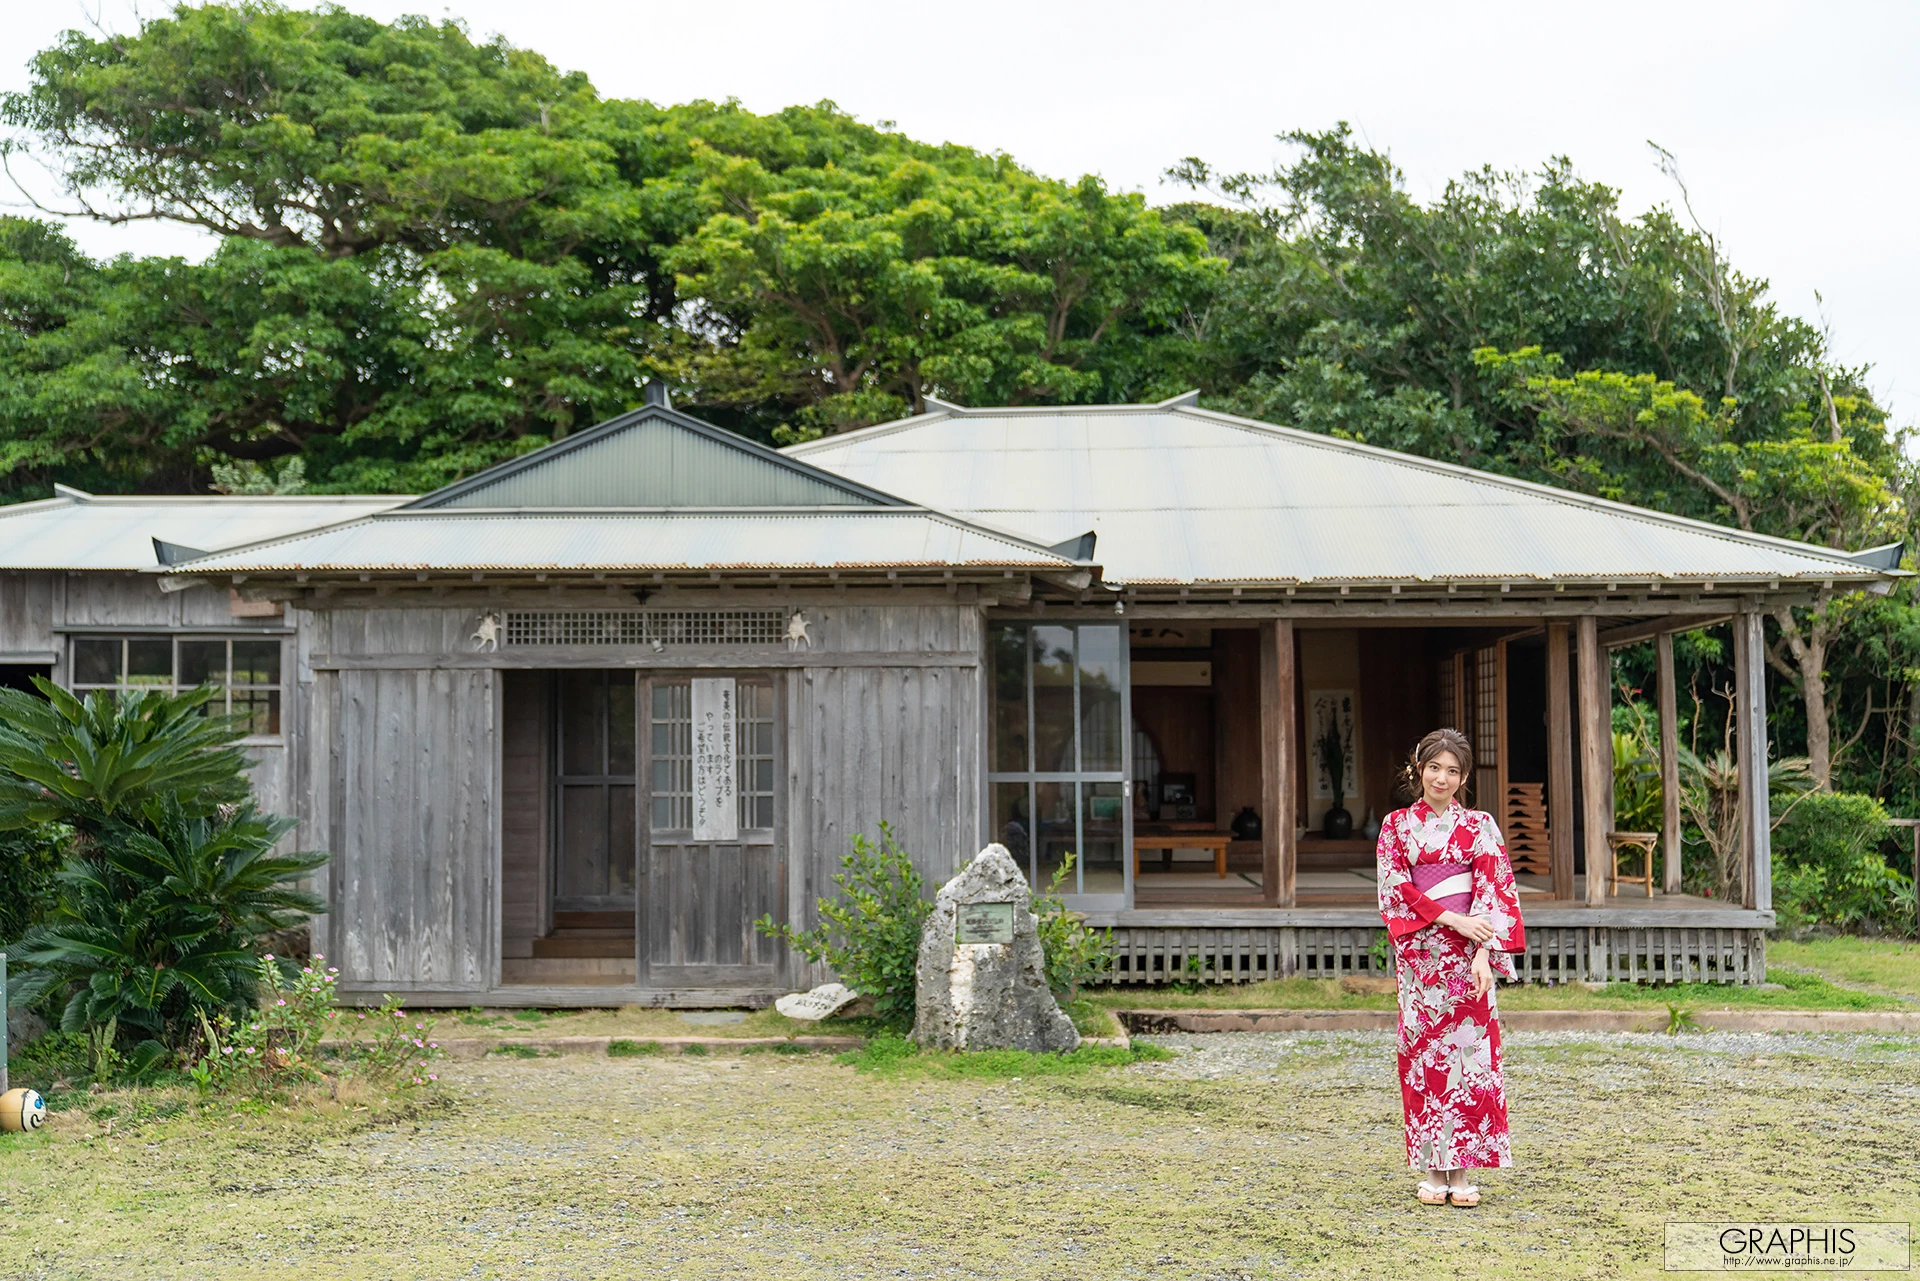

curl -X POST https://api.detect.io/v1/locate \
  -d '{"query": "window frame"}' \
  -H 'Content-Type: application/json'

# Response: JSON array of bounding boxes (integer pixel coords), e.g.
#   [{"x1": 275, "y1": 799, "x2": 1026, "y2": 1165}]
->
[
  {"x1": 647, "y1": 675, "x2": 778, "y2": 839},
  {"x1": 66, "y1": 633, "x2": 286, "y2": 741},
  {"x1": 985, "y1": 622, "x2": 1133, "y2": 909}
]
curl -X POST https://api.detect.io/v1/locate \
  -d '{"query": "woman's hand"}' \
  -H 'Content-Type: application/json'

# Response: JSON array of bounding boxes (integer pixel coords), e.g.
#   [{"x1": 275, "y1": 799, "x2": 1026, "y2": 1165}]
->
[
  {"x1": 1470, "y1": 947, "x2": 1494, "y2": 998},
  {"x1": 1437, "y1": 910, "x2": 1497, "y2": 945}
]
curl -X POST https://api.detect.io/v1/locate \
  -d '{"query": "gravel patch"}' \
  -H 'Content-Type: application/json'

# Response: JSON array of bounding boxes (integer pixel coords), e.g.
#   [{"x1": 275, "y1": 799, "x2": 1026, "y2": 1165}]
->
[{"x1": 7, "y1": 1031, "x2": 1918, "y2": 1281}]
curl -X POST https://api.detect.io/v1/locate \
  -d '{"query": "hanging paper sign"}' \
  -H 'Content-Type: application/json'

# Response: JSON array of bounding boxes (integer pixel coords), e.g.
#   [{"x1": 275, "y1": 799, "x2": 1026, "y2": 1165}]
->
[{"x1": 691, "y1": 677, "x2": 739, "y2": 842}]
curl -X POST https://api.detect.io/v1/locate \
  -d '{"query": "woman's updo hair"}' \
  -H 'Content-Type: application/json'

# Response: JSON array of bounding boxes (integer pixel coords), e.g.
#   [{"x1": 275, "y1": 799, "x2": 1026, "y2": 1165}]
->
[{"x1": 1398, "y1": 727, "x2": 1475, "y2": 803}]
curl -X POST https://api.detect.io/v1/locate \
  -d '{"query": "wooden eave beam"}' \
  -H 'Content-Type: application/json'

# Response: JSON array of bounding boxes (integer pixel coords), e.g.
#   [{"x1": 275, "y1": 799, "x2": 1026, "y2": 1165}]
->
[{"x1": 1599, "y1": 615, "x2": 1734, "y2": 649}]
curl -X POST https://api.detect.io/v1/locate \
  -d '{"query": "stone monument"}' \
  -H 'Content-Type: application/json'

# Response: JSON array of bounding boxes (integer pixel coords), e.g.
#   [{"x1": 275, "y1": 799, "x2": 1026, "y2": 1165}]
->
[{"x1": 911, "y1": 844, "x2": 1080, "y2": 1052}]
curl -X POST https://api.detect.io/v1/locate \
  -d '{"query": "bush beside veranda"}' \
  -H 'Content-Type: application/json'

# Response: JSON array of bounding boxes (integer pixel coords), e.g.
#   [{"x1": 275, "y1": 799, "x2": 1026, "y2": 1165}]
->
[{"x1": 1771, "y1": 791, "x2": 1916, "y2": 935}]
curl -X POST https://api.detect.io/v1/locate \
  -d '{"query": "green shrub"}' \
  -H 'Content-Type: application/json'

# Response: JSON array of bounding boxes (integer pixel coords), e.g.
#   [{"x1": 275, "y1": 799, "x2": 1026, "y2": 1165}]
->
[
  {"x1": 1033, "y1": 852, "x2": 1114, "y2": 999},
  {"x1": 1771, "y1": 791, "x2": 1912, "y2": 934},
  {"x1": 0, "y1": 821, "x2": 67, "y2": 945},
  {"x1": 1612, "y1": 729, "x2": 1662, "y2": 834},
  {"x1": 12, "y1": 799, "x2": 325, "y2": 1073},
  {"x1": 190, "y1": 960, "x2": 441, "y2": 1094},
  {"x1": 607, "y1": 1038, "x2": 661, "y2": 1057},
  {"x1": 756, "y1": 821, "x2": 930, "y2": 1032}
]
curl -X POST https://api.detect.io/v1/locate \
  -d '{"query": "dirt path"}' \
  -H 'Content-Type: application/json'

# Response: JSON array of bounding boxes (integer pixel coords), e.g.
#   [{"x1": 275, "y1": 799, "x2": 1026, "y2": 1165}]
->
[{"x1": 6, "y1": 1030, "x2": 1918, "y2": 1280}]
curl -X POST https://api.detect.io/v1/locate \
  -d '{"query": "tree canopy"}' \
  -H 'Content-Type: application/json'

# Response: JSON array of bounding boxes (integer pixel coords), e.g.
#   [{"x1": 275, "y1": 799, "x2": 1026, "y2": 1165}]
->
[
  {"x1": 1, "y1": 4, "x2": 1218, "y2": 486},
  {"x1": 2, "y1": 3, "x2": 1917, "y2": 806}
]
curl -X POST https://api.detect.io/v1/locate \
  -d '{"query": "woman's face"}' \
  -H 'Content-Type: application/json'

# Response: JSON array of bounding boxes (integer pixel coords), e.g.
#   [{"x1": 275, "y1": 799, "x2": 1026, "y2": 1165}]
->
[{"x1": 1420, "y1": 749, "x2": 1463, "y2": 806}]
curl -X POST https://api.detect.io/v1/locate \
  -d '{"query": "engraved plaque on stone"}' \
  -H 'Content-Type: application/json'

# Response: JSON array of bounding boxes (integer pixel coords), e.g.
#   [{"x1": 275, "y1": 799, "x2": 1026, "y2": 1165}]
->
[{"x1": 955, "y1": 901, "x2": 1015, "y2": 945}]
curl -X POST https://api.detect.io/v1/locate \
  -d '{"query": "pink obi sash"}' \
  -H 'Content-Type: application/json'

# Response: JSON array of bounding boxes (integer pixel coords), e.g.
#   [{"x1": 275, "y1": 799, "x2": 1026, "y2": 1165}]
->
[{"x1": 1410, "y1": 860, "x2": 1474, "y2": 914}]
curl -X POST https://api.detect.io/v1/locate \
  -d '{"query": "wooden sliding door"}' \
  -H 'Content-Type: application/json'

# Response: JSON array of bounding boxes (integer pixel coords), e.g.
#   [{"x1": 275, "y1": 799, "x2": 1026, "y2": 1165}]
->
[{"x1": 637, "y1": 674, "x2": 784, "y2": 988}]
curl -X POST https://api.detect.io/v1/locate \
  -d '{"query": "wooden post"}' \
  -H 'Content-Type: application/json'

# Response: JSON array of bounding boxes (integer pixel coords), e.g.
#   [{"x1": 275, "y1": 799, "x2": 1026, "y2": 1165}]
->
[
  {"x1": 1892, "y1": 822, "x2": 1920, "y2": 935},
  {"x1": 1546, "y1": 623, "x2": 1575, "y2": 900},
  {"x1": 1576, "y1": 616, "x2": 1611, "y2": 907},
  {"x1": 1656, "y1": 631, "x2": 1682, "y2": 894},
  {"x1": 1733, "y1": 612, "x2": 1771, "y2": 911},
  {"x1": 1261, "y1": 619, "x2": 1297, "y2": 908},
  {"x1": 1493, "y1": 640, "x2": 1510, "y2": 836}
]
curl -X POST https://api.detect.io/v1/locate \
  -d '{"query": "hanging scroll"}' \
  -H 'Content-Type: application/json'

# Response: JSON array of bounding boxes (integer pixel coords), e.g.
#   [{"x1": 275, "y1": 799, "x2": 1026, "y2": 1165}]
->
[{"x1": 691, "y1": 677, "x2": 739, "y2": 842}]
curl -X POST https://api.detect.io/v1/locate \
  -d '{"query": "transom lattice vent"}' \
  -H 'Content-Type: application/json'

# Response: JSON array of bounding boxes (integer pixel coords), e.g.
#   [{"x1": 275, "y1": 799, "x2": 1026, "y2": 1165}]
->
[{"x1": 504, "y1": 610, "x2": 786, "y2": 647}]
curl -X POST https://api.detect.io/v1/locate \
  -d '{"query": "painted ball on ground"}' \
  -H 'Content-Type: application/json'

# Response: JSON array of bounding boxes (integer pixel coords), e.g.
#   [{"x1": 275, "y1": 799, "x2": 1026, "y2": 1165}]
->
[{"x1": 0, "y1": 1088, "x2": 46, "y2": 1133}]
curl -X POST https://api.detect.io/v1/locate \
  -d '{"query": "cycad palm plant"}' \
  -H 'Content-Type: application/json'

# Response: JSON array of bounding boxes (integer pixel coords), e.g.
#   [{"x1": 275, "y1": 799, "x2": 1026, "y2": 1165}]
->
[
  {"x1": 11, "y1": 802, "x2": 324, "y2": 1046},
  {"x1": 0, "y1": 678, "x2": 326, "y2": 1073},
  {"x1": 0, "y1": 678, "x2": 251, "y2": 829}
]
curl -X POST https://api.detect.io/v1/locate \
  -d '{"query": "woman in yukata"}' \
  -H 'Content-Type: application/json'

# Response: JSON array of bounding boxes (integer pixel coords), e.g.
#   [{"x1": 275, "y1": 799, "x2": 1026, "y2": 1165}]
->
[{"x1": 1374, "y1": 727, "x2": 1527, "y2": 1209}]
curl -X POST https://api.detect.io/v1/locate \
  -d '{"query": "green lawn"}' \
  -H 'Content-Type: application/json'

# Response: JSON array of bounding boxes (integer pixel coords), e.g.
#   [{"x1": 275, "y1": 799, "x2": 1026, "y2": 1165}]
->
[{"x1": 1767, "y1": 935, "x2": 1920, "y2": 998}]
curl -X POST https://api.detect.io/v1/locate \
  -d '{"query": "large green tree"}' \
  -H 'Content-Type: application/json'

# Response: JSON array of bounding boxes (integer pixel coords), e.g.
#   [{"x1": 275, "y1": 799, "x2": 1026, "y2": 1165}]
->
[
  {"x1": 0, "y1": 3, "x2": 1221, "y2": 487},
  {"x1": 1171, "y1": 126, "x2": 1915, "y2": 796}
]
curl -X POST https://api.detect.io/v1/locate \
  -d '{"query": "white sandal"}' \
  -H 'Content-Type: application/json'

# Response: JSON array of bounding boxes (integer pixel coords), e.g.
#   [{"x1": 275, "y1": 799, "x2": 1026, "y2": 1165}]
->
[
  {"x1": 1415, "y1": 1178, "x2": 1449, "y2": 1205},
  {"x1": 1447, "y1": 1181, "x2": 1480, "y2": 1208}
]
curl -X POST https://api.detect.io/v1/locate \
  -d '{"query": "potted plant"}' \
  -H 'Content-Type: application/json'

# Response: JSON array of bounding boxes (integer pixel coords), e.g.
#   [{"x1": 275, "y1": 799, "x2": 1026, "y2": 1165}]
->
[{"x1": 1317, "y1": 713, "x2": 1352, "y2": 839}]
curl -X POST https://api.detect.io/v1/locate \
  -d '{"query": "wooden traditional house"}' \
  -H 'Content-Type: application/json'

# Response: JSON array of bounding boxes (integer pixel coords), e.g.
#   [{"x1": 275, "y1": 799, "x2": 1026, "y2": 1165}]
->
[
  {"x1": 3, "y1": 388, "x2": 1902, "y2": 1004},
  {"x1": 0, "y1": 489, "x2": 406, "y2": 816}
]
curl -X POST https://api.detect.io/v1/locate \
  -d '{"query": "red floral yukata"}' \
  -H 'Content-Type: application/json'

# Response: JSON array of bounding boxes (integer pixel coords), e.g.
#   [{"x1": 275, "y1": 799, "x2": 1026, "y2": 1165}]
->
[{"x1": 1375, "y1": 798, "x2": 1527, "y2": 1170}]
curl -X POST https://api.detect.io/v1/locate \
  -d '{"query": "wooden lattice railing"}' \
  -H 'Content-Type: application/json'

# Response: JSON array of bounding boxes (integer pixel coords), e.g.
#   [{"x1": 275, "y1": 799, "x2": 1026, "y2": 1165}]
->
[{"x1": 1099, "y1": 924, "x2": 1764, "y2": 986}]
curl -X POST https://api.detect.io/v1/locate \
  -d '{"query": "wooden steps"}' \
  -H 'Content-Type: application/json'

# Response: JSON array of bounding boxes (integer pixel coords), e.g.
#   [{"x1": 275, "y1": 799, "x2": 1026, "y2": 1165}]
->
[{"x1": 531, "y1": 909, "x2": 635, "y2": 959}]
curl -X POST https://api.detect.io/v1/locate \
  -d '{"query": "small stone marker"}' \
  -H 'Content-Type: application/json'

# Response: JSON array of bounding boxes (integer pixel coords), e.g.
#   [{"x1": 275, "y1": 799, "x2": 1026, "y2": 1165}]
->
[
  {"x1": 912, "y1": 844, "x2": 1080, "y2": 1053},
  {"x1": 774, "y1": 982, "x2": 859, "y2": 1022}
]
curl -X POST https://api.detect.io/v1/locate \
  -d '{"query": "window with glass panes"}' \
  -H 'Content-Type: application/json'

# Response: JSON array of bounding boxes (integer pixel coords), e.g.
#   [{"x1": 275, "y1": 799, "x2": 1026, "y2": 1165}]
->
[
  {"x1": 69, "y1": 636, "x2": 283, "y2": 735},
  {"x1": 648, "y1": 679, "x2": 775, "y2": 833},
  {"x1": 986, "y1": 623, "x2": 1130, "y2": 904}
]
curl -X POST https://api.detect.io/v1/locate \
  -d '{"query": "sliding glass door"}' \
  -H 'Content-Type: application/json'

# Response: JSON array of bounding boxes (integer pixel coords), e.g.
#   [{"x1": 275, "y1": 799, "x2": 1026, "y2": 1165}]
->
[{"x1": 986, "y1": 622, "x2": 1132, "y2": 909}]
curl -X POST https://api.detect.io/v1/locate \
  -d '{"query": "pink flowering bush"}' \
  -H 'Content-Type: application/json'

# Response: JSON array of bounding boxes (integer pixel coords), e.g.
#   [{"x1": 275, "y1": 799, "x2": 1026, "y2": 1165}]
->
[
  {"x1": 189, "y1": 953, "x2": 441, "y2": 1095},
  {"x1": 348, "y1": 997, "x2": 445, "y2": 1088}
]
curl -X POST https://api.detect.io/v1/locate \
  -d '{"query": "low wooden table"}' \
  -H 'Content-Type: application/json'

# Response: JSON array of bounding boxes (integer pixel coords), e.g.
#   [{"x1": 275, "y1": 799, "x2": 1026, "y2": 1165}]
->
[{"x1": 1133, "y1": 830, "x2": 1235, "y2": 878}]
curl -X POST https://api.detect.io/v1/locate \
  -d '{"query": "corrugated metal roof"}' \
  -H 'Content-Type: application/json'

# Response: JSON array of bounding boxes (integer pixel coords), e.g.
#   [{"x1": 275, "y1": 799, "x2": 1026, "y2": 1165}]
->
[
  {"x1": 168, "y1": 510, "x2": 1080, "y2": 573},
  {"x1": 408, "y1": 404, "x2": 904, "y2": 511},
  {"x1": 787, "y1": 403, "x2": 1893, "y2": 585},
  {"x1": 0, "y1": 490, "x2": 409, "y2": 570}
]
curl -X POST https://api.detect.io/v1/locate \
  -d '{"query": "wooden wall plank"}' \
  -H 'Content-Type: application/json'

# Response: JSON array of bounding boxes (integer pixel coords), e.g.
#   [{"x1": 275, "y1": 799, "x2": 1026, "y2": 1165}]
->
[
  {"x1": 499, "y1": 671, "x2": 549, "y2": 960},
  {"x1": 0, "y1": 572, "x2": 56, "y2": 656},
  {"x1": 332, "y1": 667, "x2": 497, "y2": 988},
  {"x1": 1495, "y1": 639, "x2": 1510, "y2": 840}
]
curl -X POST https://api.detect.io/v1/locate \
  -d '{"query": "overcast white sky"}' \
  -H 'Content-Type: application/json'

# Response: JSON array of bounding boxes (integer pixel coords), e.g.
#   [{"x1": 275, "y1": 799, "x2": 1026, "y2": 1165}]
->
[{"x1": 3, "y1": 0, "x2": 1916, "y2": 422}]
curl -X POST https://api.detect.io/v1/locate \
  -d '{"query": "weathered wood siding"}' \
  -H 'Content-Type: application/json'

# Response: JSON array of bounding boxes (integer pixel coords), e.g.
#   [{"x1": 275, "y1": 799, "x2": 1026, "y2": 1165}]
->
[
  {"x1": 327, "y1": 667, "x2": 498, "y2": 988},
  {"x1": 296, "y1": 595, "x2": 984, "y2": 998},
  {"x1": 2, "y1": 572, "x2": 295, "y2": 834},
  {"x1": 0, "y1": 572, "x2": 56, "y2": 658},
  {"x1": 786, "y1": 604, "x2": 983, "y2": 959}
]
